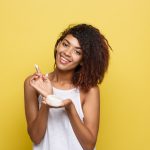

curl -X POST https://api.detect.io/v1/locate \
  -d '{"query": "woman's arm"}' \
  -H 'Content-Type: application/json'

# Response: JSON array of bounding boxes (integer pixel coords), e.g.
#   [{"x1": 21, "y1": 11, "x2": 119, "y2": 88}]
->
[
  {"x1": 65, "y1": 86, "x2": 100, "y2": 150},
  {"x1": 24, "y1": 75, "x2": 50, "y2": 144}
]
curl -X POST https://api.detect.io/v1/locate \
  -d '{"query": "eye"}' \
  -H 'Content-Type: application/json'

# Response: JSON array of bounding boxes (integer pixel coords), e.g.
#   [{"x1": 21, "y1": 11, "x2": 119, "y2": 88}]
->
[
  {"x1": 73, "y1": 49, "x2": 82, "y2": 55},
  {"x1": 62, "y1": 42, "x2": 68, "y2": 47}
]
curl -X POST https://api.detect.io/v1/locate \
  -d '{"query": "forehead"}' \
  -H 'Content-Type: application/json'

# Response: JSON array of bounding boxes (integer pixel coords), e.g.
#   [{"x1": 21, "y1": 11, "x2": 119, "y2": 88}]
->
[{"x1": 63, "y1": 34, "x2": 81, "y2": 48}]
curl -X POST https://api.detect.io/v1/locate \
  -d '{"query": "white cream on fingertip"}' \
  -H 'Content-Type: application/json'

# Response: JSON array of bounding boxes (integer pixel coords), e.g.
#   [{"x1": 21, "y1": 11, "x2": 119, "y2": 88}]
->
[{"x1": 34, "y1": 64, "x2": 39, "y2": 72}]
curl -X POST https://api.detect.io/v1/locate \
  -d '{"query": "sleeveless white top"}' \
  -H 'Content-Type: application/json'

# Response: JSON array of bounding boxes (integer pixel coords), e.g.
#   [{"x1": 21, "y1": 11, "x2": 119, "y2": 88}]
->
[{"x1": 33, "y1": 87, "x2": 96, "y2": 150}]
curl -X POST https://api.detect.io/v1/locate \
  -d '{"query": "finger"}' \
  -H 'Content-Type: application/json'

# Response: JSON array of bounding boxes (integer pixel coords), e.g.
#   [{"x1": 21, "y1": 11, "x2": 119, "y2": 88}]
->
[
  {"x1": 42, "y1": 73, "x2": 49, "y2": 80},
  {"x1": 35, "y1": 72, "x2": 43, "y2": 78},
  {"x1": 30, "y1": 75, "x2": 39, "y2": 82},
  {"x1": 63, "y1": 99, "x2": 71, "y2": 105},
  {"x1": 45, "y1": 73, "x2": 49, "y2": 78},
  {"x1": 34, "y1": 64, "x2": 41, "y2": 73},
  {"x1": 32, "y1": 72, "x2": 43, "y2": 80},
  {"x1": 29, "y1": 78, "x2": 35, "y2": 86},
  {"x1": 42, "y1": 100, "x2": 47, "y2": 105},
  {"x1": 42, "y1": 97, "x2": 46, "y2": 100},
  {"x1": 62, "y1": 99, "x2": 72, "y2": 109},
  {"x1": 32, "y1": 72, "x2": 41, "y2": 78},
  {"x1": 30, "y1": 76, "x2": 41, "y2": 86}
]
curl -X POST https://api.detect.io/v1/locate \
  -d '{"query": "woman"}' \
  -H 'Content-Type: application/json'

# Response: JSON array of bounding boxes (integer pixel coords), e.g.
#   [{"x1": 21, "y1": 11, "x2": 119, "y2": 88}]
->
[{"x1": 24, "y1": 24, "x2": 111, "y2": 150}]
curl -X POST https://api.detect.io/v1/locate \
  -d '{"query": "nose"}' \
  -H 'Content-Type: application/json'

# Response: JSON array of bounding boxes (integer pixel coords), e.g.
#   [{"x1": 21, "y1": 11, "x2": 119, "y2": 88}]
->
[{"x1": 64, "y1": 47, "x2": 72, "y2": 56}]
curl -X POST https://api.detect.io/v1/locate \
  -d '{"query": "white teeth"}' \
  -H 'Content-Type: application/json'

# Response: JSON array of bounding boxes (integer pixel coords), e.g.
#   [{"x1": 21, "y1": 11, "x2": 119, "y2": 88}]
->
[{"x1": 60, "y1": 56, "x2": 70, "y2": 64}]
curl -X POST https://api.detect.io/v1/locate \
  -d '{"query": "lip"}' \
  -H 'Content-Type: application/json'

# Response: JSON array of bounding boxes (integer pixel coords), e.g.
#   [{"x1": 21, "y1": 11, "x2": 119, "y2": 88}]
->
[{"x1": 60, "y1": 56, "x2": 71, "y2": 64}]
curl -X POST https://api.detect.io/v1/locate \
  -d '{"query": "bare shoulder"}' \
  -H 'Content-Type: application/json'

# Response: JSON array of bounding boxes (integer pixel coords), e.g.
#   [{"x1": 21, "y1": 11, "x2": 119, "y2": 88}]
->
[
  {"x1": 84, "y1": 85, "x2": 100, "y2": 108},
  {"x1": 24, "y1": 74, "x2": 33, "y2": 86},
  {"x1": 80, "y1": 85, "x2": 100, "y2": 106},
  {"x1": 86, "y1": 85, "x2": 100, "y2": 96},
  {"x1": 24, "y1": 75, "x2": 36, "y2": 92}
]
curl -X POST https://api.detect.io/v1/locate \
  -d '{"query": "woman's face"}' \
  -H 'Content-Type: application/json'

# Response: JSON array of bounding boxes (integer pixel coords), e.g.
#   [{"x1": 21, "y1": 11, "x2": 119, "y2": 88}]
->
[{"x1": 55, "y1": 34, "x2": 83, "y2": 71}]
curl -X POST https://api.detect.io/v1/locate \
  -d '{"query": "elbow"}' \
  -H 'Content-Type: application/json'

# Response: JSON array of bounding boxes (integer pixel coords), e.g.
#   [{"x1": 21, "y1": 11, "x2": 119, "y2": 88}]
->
[
  {"x1": 27, "y1": 128, "x2": 42, "y2": 145},
  {"x1": 84, "y1": 143, "x2": 95, "y2": 150},
  {"x1": 31, "y1": 137, "x2": 42, "y2": 145},
  {"x1": 83, "y1": 136, "x2": 96, "y2": 150},
  {"x1": 33, "y1": 140, "x2": 41, "y2": 145},
  {"x1": 82, "y1": 139, "x2": 96, "y2": 150}
]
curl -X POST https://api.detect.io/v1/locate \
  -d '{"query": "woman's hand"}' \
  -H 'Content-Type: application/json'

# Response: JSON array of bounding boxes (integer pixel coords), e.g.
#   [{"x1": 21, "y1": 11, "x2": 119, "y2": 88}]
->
[
  {"x1": 30, "y1": 72, "x2": 53, "y2": 97},
  {"x1": 42, "y1": 97, "x2": 73, "y2": 109},
  {"x1": 62, "y1": 99, "x2": 73, "y2": 110}
]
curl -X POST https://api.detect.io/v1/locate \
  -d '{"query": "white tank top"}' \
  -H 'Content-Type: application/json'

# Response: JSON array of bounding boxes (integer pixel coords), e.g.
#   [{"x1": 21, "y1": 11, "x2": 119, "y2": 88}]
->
[{"x1": 33, "y1": 87, "x2": 96, "y2": 150}]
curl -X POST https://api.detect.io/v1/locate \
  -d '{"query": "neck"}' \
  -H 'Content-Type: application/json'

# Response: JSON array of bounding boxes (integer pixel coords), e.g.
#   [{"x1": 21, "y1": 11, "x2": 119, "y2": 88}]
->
[{"x1": 51, "y1": 68, "x2": 74, "y2": 84}]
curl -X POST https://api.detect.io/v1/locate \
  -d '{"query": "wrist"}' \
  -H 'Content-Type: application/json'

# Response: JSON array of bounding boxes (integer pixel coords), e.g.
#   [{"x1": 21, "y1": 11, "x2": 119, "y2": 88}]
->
[
  {"x1": 41, "y1": 102, "x2": 49, "y2": 110},
  {"x1": 65, "y1": 100, "x2": 74, "y2": 111},
  {"x1": 45, "y1": 91, "x2": 53, "y2": 97}
]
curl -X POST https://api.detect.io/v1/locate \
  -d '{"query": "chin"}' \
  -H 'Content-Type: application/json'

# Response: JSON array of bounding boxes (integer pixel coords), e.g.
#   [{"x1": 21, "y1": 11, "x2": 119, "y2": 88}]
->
[
  {"x1": 57, "y1": 66, "x2": 74, "y2": 72},
  {"x1": 56, "y1": 63, "x2": 75, "y2": 72}
]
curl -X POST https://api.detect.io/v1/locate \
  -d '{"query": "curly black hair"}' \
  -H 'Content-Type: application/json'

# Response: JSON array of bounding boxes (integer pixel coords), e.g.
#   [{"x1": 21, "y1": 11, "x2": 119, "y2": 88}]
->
[{"x1": 54, "y1": 24, "x2": 111, "y2": 92}]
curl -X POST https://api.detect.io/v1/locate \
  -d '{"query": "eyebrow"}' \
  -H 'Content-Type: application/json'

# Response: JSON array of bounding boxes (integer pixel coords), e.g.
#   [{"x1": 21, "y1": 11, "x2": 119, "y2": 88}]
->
[{"x1": 63, "y1": 39, "x2": 81, "y2": 49}]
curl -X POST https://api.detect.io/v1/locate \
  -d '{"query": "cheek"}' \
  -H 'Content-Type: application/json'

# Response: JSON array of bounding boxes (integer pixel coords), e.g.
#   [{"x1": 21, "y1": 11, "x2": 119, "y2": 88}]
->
[
  {"x1": 73, "y1": 56, "x2": 83, "y2": 64},
  {"x1": 55, "y1": 48, "x2": 63, "y2": 59},
  {"x1": 56, "y1": 44, "x2": 65, "y2": 53}
]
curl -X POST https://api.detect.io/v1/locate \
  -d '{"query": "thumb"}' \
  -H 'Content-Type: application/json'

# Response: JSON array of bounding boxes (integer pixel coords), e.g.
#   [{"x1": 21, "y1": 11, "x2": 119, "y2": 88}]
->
[{"x1": 42, "y1": 97, "x2": 47, "y2": 104}]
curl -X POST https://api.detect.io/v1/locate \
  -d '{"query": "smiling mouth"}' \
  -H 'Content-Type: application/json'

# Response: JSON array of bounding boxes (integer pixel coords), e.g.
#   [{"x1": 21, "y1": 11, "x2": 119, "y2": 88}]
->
[{"x1": 60, "y1": 56, "x2": 71, "y2": 64}]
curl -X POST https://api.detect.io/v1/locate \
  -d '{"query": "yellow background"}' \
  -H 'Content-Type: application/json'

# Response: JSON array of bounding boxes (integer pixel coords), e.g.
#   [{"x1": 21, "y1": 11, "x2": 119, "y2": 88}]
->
[{"x1": 0, "y1": 0, "x2": 150, "y2": 150}]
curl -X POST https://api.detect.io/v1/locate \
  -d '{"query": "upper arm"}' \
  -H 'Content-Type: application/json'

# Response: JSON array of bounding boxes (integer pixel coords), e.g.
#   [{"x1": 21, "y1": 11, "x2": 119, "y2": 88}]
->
[
  {"x1": 24, "y1": 75, "x2": 39, "y2": 128},
  {"x1": 82, "y1": 86, "x2": 100, "y2": 141}
]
